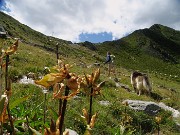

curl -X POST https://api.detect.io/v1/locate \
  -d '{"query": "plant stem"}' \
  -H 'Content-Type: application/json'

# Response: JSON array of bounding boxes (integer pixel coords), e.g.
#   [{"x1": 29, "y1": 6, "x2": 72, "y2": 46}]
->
[
  {"x1": 158, "y1": 124, "x2": 160, "y2": 135},
  {"x1": 0, "y1": 49, "x2": 2, "y2": 134},
  {"x1": 44, "y1": 93, "x2": 47, "y2": 124},
  {"x1": 58, "y1": 83, "x2": 62, "y2": 117},
  {"x1": 25, "y1": 115, "x2": 31, "y2": 135},
  {"x1": 56, "y1": 44, "x2": 59, "y2": 62},
  {"x1": 88, "y1": 87, "x2": 93, "y2": 124},
  {"x1": 0, "y1": 123, "x2": 2, "y2": 135},
  {"x1": 0, "y1": 48, "x2": 2, "y2": 97},
  {"x1": 7, "y1": 103, "x2": 14, "y2": 134},
  {"x1": 5, "y1": 55, "x2": 9, "y2": 90},
  {"x1": 59, "y1": 99, "x2": 62, "y2": 116},
  {"x1": 59, "y1": 86, "x2": 70, "y2": 135},
  {"x1": 56, "y1": 44, "x2": 63, "y2": 117},
  {"x1": 5, "y1": 55, "x2": 15, "y2": 134}
]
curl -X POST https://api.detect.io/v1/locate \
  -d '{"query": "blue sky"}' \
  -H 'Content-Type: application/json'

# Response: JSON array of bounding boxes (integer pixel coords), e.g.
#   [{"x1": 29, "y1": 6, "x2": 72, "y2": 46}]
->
[
  {"x1": 1, "y1": 0, "x2": 180, "y2": 43},
  {"x1": 79, "y1": 32, "x2": 113, "y2": 43},
  {"x1": 0, "y1": 0, "x2": 4, "y2": 9},
  {"x1": 0, "y1": 0, "x2": 8, "y2": 11}
]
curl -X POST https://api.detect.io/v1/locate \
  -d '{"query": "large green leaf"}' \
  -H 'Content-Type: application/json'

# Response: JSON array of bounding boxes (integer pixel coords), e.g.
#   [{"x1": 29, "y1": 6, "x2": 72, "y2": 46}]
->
[
  {"x1": 10, "y1": 96, "x2": 30, "y2": 110},
  {"x1": 48, "y1": 106, "x2": 58, "y2": 120}
]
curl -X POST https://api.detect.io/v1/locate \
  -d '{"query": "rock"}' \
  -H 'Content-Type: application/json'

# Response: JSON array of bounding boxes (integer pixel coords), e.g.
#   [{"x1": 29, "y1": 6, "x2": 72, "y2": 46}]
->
[
  {"x1": 99, "y1": 100, "x2": 110, "y2": 106},
  {"x1": 93, "y1": 62, "x2": 100, "y2": 67},
  {"x1": 65, "y1": 129, "x2": 78, "y2": 135},
  {"x1": 122, "y1": 100, "x2": 160, "y2": 115},
  {"x1": 144, "y1": 104, "x2": 161, "y2": 116},
  {"x1": 19, "y1": 76, "x2": 34, "y2": 84},
  {"x1": 114, "y1": 78, "x2": 131, "y2": 92},
  {"x1": 158, "y1": 102, "x2": 180, "y2": 118},
  {"x1": 122, "y1": 99, "x2": 180, "y2": 117}
]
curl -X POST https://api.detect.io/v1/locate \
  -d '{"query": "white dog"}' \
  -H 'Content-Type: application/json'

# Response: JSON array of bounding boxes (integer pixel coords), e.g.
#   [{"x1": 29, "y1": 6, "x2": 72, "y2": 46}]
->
[{"x1": 131, "y1": 71, "x2": 152, "y2": 96}]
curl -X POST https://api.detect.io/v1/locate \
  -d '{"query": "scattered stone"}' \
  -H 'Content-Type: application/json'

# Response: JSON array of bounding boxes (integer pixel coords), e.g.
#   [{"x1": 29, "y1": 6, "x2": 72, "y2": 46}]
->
[
  {"x1": 114, "y1": 78, "x2": 131, "y2": 92},
  {"x1": 27, "y1": 72, "x2": 36, "y2": 79},
  {"x1": 99, "y1": 100, "x2": 110, "y2": 106},
  {"x1": 93, "y1": 62, "x2": 100, "y2": 67},
  {"x1": 65, "y1": 129, "x2": 78, "y2": 135},
  {"x1": 19, "y1": 76, "x2": 34, "y2": 84},
  {"x1": 73, "y1": 95, "x2": 81, "y2": 100}
]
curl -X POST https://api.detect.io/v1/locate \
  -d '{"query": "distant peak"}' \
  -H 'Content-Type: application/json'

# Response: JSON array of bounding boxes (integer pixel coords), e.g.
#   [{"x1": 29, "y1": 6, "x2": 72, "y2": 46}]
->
[
  {"x1": 149, "y1": 24, "x2": 162, "y2": 30},
  {"x1": 149, "y1": 24, "x2": 175, "y2": 32}
]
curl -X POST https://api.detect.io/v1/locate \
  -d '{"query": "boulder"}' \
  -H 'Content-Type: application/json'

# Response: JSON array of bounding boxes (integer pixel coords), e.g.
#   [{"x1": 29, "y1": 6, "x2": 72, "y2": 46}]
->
[
  {"x1": 122, "y1": 100, "x2": 160, "y2": 116},
  {"x1": 122, "y1": 100, "x2": 180, "y2": 118}
]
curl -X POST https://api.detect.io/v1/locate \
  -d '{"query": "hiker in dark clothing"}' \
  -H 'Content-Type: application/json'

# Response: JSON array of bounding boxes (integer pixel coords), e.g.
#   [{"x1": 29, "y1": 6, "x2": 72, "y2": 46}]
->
[
  {"x1": 105, "y1": 52, "x2": 112, "y2": 64},
  {"x1": 104, "y1": 52, "x2": 113, "y2": 76},
  {"x1": 104, "y1": 52, "x2": 116, "y2": 77}
]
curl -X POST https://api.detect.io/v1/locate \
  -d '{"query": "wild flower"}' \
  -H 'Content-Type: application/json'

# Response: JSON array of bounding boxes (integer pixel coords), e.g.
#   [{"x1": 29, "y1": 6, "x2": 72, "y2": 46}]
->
[
  {"x1": 81, "y1": 108, "x2": 97, "y2": 130},
  {"x1": 155, "y1": 116, "x2": 162, "y2": 124},
  {"x1": 2, "y1": 40, "x2": 19, "y2": 56},
  {"x1": 79, "y1": 68, "x2": 105, "y2": 135},
  {"x1": 0, "y1": 94, "x2": 8, "y2": 123},
  {"x1": 80, "y1": 68, "x2": 105, "y2": 96},
  {"x1": 0, "y1": 39, "x2": 19, "y2": 134},
  {"x1": 155, "y1": 116, "x2": 162, "y2": 135},
  {"x1": 34, "y1": 60, "x2": 82, "y2": 134}
]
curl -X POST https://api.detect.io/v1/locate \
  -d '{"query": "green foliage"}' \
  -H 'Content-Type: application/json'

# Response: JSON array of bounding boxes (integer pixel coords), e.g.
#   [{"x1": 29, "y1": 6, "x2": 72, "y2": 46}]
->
[
  {"x1": 10, "y1": 96, "x2": 29, "y2": 110},
  {"x1": 96, "y1": 24, "x2": 180, "y2": 80},
  {"x1": 0, "y1": 11, "x2": 180, "y2": 134}
]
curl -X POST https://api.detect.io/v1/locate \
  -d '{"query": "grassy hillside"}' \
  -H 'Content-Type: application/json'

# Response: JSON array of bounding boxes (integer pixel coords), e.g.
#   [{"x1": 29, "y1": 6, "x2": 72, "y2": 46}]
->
[
  {"x1": 0, "y1": 12, "x2": 180, "y2": 134},
  {"x1": 96, "y1": 24, "x2": 180, "y2": 82},
  {"x1": 0, "y1": 11, "x2": 103, "y2": 73},
  {"x1": 0, "y1": 11, "x2": 69, "y2": 46}
]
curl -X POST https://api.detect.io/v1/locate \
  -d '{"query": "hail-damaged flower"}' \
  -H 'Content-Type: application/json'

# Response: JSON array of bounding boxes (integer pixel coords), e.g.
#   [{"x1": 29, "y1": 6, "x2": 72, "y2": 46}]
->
[
  {"x1": 92, "y1": 68, "x2": 100, "y2": 84},
  {"x1": 81, "y1": 108, "x2": 89, "y2": 122},
  {"x1": 155, "y1": 116, "x2": 162, "y2": 124},
  {"x1": 43, "y1": 118, "x2": 69, "y2": 135},
  {"x1": 53, "y1": 74, "x2": 81, "y2": 100},
  {"x1": 122, "y1": 101, "x2": 129, "y2": 106},
  {"x1": 53, "y1": 83, "x2": 65, "y2": 99},
  {"x1": 93, "y1": 81, "x2": 105, "y2": 95},
  {"x1": 81, "y1": 68, "x2": 105, "y2": 95},
  {"x1": 35, "y1": 64, "x2": 70, "y2": 88},
  {"x1": 57, "y1": 59, "x2": 63, "y2": 67},
  {"x1": 53, "y1": 62, "x2": 71, "y2": 73},
  {"x1": 35, "y1": 73, "x2": 66, "y2": 88},
  {"x1": 2, "y1": 40, "x2": 19, "y2": 55},
  {"x1": 81, "y1": 108, "x2": 97, "y2": 130},
  {"x1": 121, "y1": 113, "x2": 133, "y2": 126},
  {"x1": 1, "y1": 61, "x2": 11, "y2": 68},
  {"x1": 0, "y1": 95, "x2": 9, "y2": 123},
  {"x1": 89, "y1": 113, "x2": 97, "y2": 129},
  {"x1": 44, "y1": 119, "x2": 59, "y2": 135}
]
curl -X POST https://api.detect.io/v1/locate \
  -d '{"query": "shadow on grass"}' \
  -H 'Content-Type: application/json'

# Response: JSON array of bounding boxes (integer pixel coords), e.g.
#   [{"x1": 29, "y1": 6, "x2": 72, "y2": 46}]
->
[{"x1": 150, "y1": 92, "x2": 163, "y2": 101}]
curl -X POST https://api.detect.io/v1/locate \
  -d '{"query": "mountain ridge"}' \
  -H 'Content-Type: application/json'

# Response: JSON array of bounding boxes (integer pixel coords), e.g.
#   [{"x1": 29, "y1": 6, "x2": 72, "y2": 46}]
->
[
  {"x1": 121, "y1": 24, "x2": 180, "y2": 63},
  {"x1": 0, "y1": 10, "x2": 180, "y2": 135},
  {"x1": 1, "y1": 11, "x2": 180, "y2": 79}
]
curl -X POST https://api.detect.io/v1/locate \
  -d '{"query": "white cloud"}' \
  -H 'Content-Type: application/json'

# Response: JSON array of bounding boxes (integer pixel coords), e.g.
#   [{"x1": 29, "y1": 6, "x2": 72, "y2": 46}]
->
[{"x1": 3, "y1": 0, "x2": 180, "y2": 42}]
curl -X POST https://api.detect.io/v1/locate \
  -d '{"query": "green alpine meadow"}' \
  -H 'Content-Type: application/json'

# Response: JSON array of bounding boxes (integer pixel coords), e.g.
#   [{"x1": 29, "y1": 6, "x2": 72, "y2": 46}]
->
[{"x1": 0, "y1": 11, "x2": 180, "y2": 135}]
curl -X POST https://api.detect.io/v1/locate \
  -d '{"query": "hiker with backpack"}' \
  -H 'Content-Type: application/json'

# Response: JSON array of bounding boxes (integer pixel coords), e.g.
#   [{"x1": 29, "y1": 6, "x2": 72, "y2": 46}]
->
[{"x1": 104, "y1": 52, "x2": 115, "y2": 77}]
